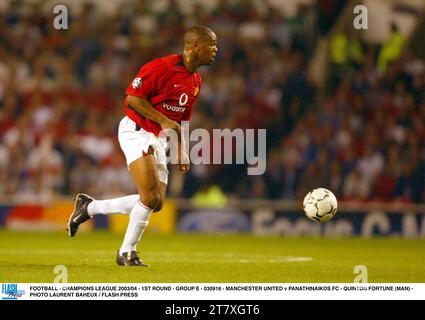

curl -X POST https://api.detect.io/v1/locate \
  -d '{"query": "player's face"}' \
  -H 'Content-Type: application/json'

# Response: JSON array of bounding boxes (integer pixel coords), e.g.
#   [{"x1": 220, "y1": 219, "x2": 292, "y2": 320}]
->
[{"x1": 198, "y1": 32, "x2": 218, "y2": 65}]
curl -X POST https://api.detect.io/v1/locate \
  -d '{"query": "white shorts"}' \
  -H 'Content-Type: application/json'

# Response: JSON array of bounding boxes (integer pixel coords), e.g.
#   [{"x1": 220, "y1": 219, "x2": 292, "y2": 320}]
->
[{"x1": 118, "y1": 116, "x2": 169, "y2": 185}]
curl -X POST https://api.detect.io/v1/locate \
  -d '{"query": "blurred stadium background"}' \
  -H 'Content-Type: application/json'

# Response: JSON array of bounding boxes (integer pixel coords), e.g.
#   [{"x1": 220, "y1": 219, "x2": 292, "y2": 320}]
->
[{"x1": 0, "y1": 0, "x2": 424, "y2": 241}]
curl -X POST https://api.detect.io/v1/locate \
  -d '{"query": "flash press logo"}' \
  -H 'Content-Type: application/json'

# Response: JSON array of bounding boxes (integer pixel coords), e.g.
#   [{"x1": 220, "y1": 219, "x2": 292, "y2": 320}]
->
[{"x1": 1, "y1": 284, "x2": 25, "y2": 300}]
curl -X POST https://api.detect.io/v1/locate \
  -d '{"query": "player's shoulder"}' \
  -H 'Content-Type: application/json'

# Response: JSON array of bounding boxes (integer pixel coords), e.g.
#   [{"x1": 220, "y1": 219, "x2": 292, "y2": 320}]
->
[
  {"x1": 143, "y1": 54, "x2": 182, "y2": 71},
  {"x1": 160, "y1": 54, "x2": 183, "y2": 66}
]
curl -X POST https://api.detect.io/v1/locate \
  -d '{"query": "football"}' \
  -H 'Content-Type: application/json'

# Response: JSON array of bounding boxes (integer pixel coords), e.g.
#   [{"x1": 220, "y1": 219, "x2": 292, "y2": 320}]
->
[{"x1": 303, "y1": 188, "x2": 338, "y2": 222}]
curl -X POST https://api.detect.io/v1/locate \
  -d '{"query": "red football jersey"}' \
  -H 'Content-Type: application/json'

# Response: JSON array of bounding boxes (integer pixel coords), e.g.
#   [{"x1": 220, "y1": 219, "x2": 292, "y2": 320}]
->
[{"x1": 124, "y1": 54, "x2": 202, "y2": 136}]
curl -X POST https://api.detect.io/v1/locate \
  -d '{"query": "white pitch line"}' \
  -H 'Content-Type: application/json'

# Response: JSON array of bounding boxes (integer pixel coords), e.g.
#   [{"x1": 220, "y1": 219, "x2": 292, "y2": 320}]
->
[{"x1": 0, "y1": 249, "x2": 313, "y2": 263}]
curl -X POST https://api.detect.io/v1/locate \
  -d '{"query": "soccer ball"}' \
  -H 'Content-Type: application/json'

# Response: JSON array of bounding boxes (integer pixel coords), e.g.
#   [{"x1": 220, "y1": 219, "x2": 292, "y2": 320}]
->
[{"x1": 303, "y1": 188, "x2": 338, "y2": 222}]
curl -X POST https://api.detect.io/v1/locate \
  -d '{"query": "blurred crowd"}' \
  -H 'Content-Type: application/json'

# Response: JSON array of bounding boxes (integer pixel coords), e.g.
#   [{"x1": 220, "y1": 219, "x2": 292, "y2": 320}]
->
[{"x1": 0, "y1": 0, "x2": 423, "y2": 203}]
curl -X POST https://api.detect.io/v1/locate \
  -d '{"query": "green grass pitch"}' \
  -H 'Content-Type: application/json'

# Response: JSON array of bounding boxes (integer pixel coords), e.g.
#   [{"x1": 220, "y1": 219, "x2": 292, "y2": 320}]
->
[{"x1": 0, "y1": 230, "x2": 424, "y2": 283}]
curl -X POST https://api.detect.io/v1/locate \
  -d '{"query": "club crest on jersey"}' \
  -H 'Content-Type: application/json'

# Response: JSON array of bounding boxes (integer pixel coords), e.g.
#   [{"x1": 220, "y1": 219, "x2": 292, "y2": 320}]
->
[{"x1": 132, "y1": 77, "x2": 142, "y2": 89}]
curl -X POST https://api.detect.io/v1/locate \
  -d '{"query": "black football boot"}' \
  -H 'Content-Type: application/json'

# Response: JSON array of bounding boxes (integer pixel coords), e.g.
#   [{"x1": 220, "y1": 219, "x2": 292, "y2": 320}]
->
[
  {"x1": 116, "y1": 251, "x2": 149, "y2": 267},
  {"x1": 67, "y1": 193, "x2": 94, "y2": 237}
]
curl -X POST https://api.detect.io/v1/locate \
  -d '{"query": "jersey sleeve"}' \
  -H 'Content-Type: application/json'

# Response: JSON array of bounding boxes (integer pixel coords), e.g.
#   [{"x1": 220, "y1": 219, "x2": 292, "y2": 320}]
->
[{"x1": 125, "y1": 63, "x2": 161, "y2": 99}]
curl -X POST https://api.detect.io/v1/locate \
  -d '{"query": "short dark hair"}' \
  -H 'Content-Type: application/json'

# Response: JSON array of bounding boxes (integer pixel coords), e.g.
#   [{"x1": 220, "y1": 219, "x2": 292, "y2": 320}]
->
[{"x1": 183, "y1": 25, "x2": 215, "y2": 44}]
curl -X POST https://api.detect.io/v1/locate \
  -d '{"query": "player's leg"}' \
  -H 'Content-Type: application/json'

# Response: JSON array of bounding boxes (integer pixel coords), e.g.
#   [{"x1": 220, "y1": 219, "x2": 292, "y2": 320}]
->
[
  {"x1": 87, "y1": 195, "x2": 139, "y2": 216},
  {"x1": 154, "y1": 182, "x2": 167, "y2": 212},
  {"x1": 117, "y1": 150, "x2": 162, "y2": 266},
  {"x1": 85, "y1": 173, "x2": 167, "y2": 216},
  {"x1": 82, "y1": 181, "x2": 166, "y2": 217},
  {"x1": 68, "y1": 117, "x2": 152, "y2": 237},
  {"x1": 151, "y1": 137, "x2": 169, "y2": 213},
  {"x1": 67, "y1": 193, "x2": 139, "y2": 237},
  {"x1": 117, "y1": 135, "x2": 169, "y2": 266}
]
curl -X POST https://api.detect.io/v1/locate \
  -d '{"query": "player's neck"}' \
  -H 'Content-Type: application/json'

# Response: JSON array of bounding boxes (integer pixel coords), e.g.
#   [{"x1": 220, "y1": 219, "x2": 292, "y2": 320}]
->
[{"x1": 182, "y1": 52, "x2": 199, "y2": 73}]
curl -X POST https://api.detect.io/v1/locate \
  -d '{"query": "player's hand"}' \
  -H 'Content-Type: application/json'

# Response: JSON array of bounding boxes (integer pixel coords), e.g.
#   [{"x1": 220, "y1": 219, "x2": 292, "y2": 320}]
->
[
  {"x1": 178, "y1": 152, "x2": 190, "y2": 173},
  {"x1": 160, "y1": 118, "x2": 181, "y2": 135}
]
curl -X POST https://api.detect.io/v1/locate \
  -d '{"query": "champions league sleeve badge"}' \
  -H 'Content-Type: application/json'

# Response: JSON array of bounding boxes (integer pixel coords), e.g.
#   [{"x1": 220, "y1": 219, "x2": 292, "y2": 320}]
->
[{"x1": 132, "y1": 77, "x2": 142, "y2": 89}]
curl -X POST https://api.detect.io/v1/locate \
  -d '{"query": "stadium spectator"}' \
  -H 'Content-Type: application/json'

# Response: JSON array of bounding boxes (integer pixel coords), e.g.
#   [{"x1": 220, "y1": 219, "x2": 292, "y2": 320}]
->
[
  {"x1": 0, "y1": 0, "x2": 423, "y2": 204},
  {"x1": 378, "y1": 23, "x2": 406, "y2": 73}
]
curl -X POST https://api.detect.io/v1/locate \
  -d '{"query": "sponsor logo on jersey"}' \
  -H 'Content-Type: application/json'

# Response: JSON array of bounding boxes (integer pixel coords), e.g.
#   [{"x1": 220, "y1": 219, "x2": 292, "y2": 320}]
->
[
  {"x1": 163, "y1": 103, "x2": 186, "y2": 113},
  {"x1": 179, "y1": 93, "x2": 188, "y2": 106}
]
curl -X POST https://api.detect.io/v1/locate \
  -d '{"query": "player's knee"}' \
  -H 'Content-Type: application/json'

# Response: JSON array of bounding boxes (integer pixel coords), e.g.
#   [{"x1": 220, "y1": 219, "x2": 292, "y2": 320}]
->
[
  {"x1": 140, "y1": 190, "x2": 162, "y2": 210},
  {"x1": 153, "y1": 199, "x2": 164, "y2": 212}
]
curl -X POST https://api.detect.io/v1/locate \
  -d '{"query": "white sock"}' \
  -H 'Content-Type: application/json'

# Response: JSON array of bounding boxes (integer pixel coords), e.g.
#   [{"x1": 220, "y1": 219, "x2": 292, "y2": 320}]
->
[
  {"x1": 119, "y1": 200, "x2": 152, "y2": 255},
  {"x1": 87, "y1": 195, "x2": 139, "y2": 217}
]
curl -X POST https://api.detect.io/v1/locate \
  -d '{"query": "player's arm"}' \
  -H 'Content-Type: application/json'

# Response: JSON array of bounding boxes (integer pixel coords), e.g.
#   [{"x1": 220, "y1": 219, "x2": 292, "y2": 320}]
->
[
  {"x1": 127, "y1": 95, "x2": 189, "y2": 173},
  {"x1": 126, "y1": 95, "x2": 180, "y2": 133},
  {"x1": 178, "y1": 126, "x2": 190, "y2": 173}
]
